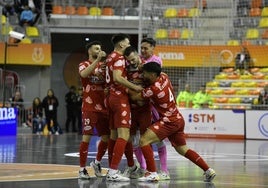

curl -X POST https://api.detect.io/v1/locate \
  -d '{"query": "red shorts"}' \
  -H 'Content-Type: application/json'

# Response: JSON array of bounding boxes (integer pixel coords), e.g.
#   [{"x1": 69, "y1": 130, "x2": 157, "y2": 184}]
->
[
  {"x1": 82, "y1": 111, "x2": 110, "y2": 136},
  {"x1": 149, "y1": 116, "x2": 186, "y2": 147},
  {"x1": 130, "y1": 104, "x2": 152, "y2": 135},
  {"x1": 106, "y1": 94, "x2": 131, "y2": 129}
]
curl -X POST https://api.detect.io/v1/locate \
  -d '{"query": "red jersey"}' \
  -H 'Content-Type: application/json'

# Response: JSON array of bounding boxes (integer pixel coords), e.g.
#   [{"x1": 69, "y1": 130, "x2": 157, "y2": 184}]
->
[
  {"x1": 105, "y1": 51, "x2": 128, "y2": 96},
  {"x1": 141, "y1": 73, "x2": 183, "y2": 123},
  {"x1": 79, "y1": 60, "x2": 106, "y2": 113}
]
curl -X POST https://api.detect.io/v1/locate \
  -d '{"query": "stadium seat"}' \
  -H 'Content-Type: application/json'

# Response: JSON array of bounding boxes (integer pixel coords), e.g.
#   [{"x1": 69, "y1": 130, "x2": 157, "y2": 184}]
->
[
  {"x1": 261, "y1": 7, "x2": 268, "y2": 16},
  {"x1": 227, "y1": 74, "x2": 240, "y2": 79},
  {"x1": 215, "y1": 97, "x2": 228, "y2": 103},
  {"x1": 180, "y1": 29, "x2": 193, "y2": 39},
  {"x1": 65, "y1": 6, "x2": 76, "y2": 15},
  {"x1": 168, "y1": 29, "x2": 180, "y2": 39},
  {"x1": 1, "y1": 15, "x2": 6, "y2": 24},
  {"x1": 89, "y1": 7, "x2": 101, "y2": 16},
  {"x1": 1, "y1": 25, "x2": 13, "y2": 35},
  {"x1": 20, "y1": 37, "x2": 32, "y2": 44},
  {"x1": 227, "y1": 40, "x2": 240, "y2": 46},
  {"x1": 77, "y1": 6, "x2": 88, "y2": 15},
  {"x1": 206, "y1": 81, "x2": 219, "y2": 87},
  {"x1": 188, "y1": 8, "x2": 200, "y2": 17},
  {"x1": 247, "y1": 18, "x2": 258, "y2": 27},
  {"x1": 249, "y1": 8, "x2": 261, "y2": 16},
  {"x1": 126, "y1": 8, "x2": 138, "y2": 16},
  {"x1": 251, "y1": 0, "x2": 263, "y2": 8},
  {"x1": 177, "y1": 8, "x2": 189, "y2": 18},
  {"x1": 240, "y1": 74, "x2": 253, "y2": 79},
  {"x1": 215, "y1": 74, "x2": 227, "y2": 79},
  {"x1": 244, "y1": 81, "x2": 257, "y2": 87},
  {"x1": 102, "y1": 7, "x2": 114, "y2": 16},
  {"x1": 52, "y1": 5, "x2": 64, "y2": 14},
  {"x1": 249, "y1": 89, "x2": 261, "y2": 95},
  {"x1": 164, "y1": 8, "x2": 177, "y2": 18},
  {"x1": 252, "y1": 74, "x2": 265, "y2": 80},
  {"x1": 26, "y1": 26, "x2": 39, "y2": 37},
  {"x1": 223, "y1": 89, "x2": 236, "y2": 95},
  {"x1": 237, "y1": 7, "x2": 249, "y2": 17},
  {"x1": 155, "y1": 29, "x2": 168, "y2": 39},
  {"x1": 210, "y1": 89, "x2": 223, "y2": 95},
  {"x1": 242, "y1": 40, "x2": 252, "y2": 46},
  {"x1": 231, "y1": 81, "x2": 244, "y2": 87},
  {"x1": 260, "y1": 67, "x2": 268, "y2": 73},
  {"x1": 261, "y1": 29, "x2": 268, "y2": 38},
  {"x1": 245, "y1": 28, "x2": 259, "y2": 39},
  {"x1": 236, "y1": 89, "x2": 249, "y2": 95},
  {"x1": 259, "y1": 17, "x2": 268, "y2": 27},
  {"x1": 228, "y1": 97, "x2": 242, "y2": 104}
]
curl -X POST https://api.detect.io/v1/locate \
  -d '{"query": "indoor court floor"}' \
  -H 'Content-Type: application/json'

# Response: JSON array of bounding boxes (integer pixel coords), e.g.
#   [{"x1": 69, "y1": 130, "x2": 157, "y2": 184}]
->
[{"x1": 0, "y1": 127, "x2": 268, "y2": 188}]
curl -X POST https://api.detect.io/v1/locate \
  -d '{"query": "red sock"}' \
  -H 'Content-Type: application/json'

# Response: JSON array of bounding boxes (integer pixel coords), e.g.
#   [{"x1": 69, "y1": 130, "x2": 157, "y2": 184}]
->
[
  {"x1": 185, "y1": 149, "x2": 209, "y2": 171},
  {"x1": 108, "y1": 139, "x2": 116, "y2": 167},
  {"x1": 124, "y1": 141, "x2": 134, "y2": 167},
  {"x1": 79, "y1": 141, "x2": 89, "y2": 167},
  {"x1": 110, "y1": 138, "x2": 127, "y2": 170},
  {"x1": 141, "y1": 145, "x2": 157, "y2": 172},
  {"x1": 96, "y1": 140, "x2": 108, "y2": 162}
]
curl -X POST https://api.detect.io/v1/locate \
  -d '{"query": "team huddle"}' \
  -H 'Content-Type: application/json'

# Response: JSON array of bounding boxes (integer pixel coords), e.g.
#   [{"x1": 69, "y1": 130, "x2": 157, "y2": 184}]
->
[{"x1": 78, "y1": 34, "x2": 216, "y2": 182}]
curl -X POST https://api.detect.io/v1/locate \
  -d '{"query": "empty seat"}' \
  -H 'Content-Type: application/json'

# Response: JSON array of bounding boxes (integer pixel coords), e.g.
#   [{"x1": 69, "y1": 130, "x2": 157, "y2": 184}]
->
[
  {"x1": 215, "y1": 97, "x2": 228, "y2": 103},
  {"x1": 126, "y1": 8, "x2": 138, "y2": 16},
  {"x1": 251, "y1": 0, "x2": 263, "y2": 8},
  {"x1": 242, "y1": 40, "x2": 252, "y2": 45},
  {"x1": 231, "y1": 82, "x2": 245, "y2": 87},
  {"x1": 249, "y1": 8, "x2": 261, "y2": 16},
  {"x1": 1, "y1": 15, "x2": 6, "y2": 24},
  {"x1": 77, "y1": 6, "x2": 88, "y2": 15},
  {"x1": 233, "y1": 18, "x2": 245, "y2": 27},
  {"x1": 223, "y1": 89, "x2": 236, "y2": 95},
  {"x1": 89, "y1": 7, "x2": 101, "y2": 16},
  {"x1": 164, "y1": 8, "x2": 177, "y2": 18},
  {"x1": 259, "y1": 17, "x2": 268, "y2": 27},
  {"x1": 155, "y1": 29, "x2": 168, "y2": 39},
  {"x1": 229, "y1": 29, "x2": 244, "y2": 39},
  {"x1": 102, "y1": 7, "x2": 114, "y2": 16},
  {"x1": 26, "y1": 26, "x2": 39, "y2": 37},
  {"x1": 227, "y1": 74, "x2": 240, "y2": 79},
  {"x1": 228, "y1": 97, "x2": 242, "y2": 104},
  {"x1": 215, "y1": 74, "x2": 227, "y2": 79},
  {"x1": 249, "y1": 89, "x2": 261, "y2": 95},
  {"x1": 65, "y1": 6, "x2": 76, "y2": 15},
  {"x1": 20, "y1": 37, "x2": 32, "y2": 44},
  {"x1": 261, "y1": 7, "x2": 268, "y2": 16},
  {"x1": 180, "y1": 29, "x2": 193, "y2": 39},
  {"x1": 246, "y1": 18, "x2": 258, "y2": 27},
  {"x1": 177, "y1": 8, "x2": 189, "y2": 18},
  {"x1": 188, "y1": 8, "x2": 200, "y2": 17},
  {"x1": 1, "y1": 25, "x2": 13, "y2": 35},
  {"x1": 206, "y1": 81, "x2": 219, "y2": 87},
  {"x1": 210, "y1": 89, "x2": 223, "y2": 95},
  {"x1": 236, "y1": 89, "x2": 249, "y2": 95},
  {"x1": 237, "y1": 7, "x2": 249, "y2": 17},
  {"x1": 245, "y1": 28, "x2": 259, "y2": 39},
  {"x1": 240, "y1": 74, "x2": 253, "y2": 79},
  {"x1": 244, "y1": 81, "x2": 257, "y2": 87},
  {"x1": 52, "y1": 5, "x2": 64, "y2": 14},
  {"x1": 168, "y1": 29, "x2": 180, "y2": 39},
  {"x1": 227, "y1": 40, "x2": 240, "y2": 46}
]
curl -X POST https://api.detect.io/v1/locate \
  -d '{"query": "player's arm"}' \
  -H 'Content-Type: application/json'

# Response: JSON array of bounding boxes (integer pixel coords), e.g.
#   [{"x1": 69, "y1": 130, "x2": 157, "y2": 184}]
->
[
  {"x1": 80, "y1": 51, "x2": 106, "y2": 78},
  {"x1": 113, "y1": 69, "x2": 143, "y2": 92},
  {"x1": 128, "y1": 89, "x2": 143, "y2": 101}
]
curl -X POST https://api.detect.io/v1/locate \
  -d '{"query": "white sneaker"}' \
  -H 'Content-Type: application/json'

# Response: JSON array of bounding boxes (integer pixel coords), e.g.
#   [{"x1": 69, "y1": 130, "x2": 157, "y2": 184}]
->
[
  {"x1": 204, "y1": 168, "x2": 216, "y2": 182},
  {"x1": 106, "y1": 170, "x2": 130, "y2": 182},
  {"x1": 77, "y1": 179, "x2": 90, "y2": 188},
  {"x1": 138, "y1": 172, "x2": 160, "y2": 182},
  {"x1": 78, "y1": 168, "x2": 90, "y2": 179},
  {"x1": 130, "y1": 168, "x2": 146, "y2": 179},
  {"x1": 158, "y1": 170, "x2": 170, "y2": 180},
  {"x1": 90, "y1": 161, "x2": 102, "y2": 177},
  {"x1": 123, "y1": 163, "x2": 139, "y2": 178}
]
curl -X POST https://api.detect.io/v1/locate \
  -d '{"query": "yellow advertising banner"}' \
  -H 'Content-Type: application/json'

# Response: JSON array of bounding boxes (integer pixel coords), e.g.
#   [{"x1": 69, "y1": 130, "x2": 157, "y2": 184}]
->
[
  {"x1": 0, "y1": 43, "x2": 51, "y2": 66},
  {"x1": 154, "y1": 45, "x2": 268, "y2": 67}
]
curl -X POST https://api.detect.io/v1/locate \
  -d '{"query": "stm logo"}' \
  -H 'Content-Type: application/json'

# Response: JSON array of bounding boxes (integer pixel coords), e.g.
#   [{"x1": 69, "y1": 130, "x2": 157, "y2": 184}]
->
[{"x1": 188, "y1": 113, "x2": 215, "y2": 123}]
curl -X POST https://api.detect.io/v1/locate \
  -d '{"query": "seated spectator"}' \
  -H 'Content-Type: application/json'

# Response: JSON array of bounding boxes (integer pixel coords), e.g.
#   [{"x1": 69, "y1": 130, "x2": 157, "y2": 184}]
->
[
  {"x1": 19, "y1": 5, "x2": 34, "y2": 26},
  {"x1": 18, "y1": 0, "x2": 41, "y2": 25},
  {"x1": 31, "y1": 97, "x2": 46, "y2": 134},
  {"x1": 176, "y1": 83, "x2": 194, "y2": 108},
  {"x1": 0, "y1": 0, "x2": 16, "y2": 16},
  {"x1": 235, "y1": 46, "x2": 252, "y2": 75},
  {"x1": 258, "y1": 85, "x2": 268, "y2": 109},
  {"x1": 193, "y1": 84, "x2": 213, "y2": 109}
]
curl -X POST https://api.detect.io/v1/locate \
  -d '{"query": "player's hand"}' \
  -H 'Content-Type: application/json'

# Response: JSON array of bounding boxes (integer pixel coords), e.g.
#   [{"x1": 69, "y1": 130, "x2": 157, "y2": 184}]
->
[{"x1": 134, "y1": 85, "x2": 143, "y2": 92}]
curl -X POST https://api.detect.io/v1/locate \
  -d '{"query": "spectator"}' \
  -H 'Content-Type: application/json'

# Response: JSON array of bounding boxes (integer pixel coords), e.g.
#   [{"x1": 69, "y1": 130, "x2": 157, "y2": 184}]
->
[
  {"x1": 192, "y1": 84, "x2": 213, "y2": 109},
  {"x1": 31, "y1": 97, "x2": 46, "y2": 134},
  {"x1": 176, "y1": 83, "x2": 194, "y2": 108},
  {"x1": 42, "y1": 89, "x2": 60, "y2": 135},
  {"x1": 9, "y1": 90, "x2": 27, "y2": 127},
  {"x1": 258, "y1": 85, "x2": 268, "y2": 109},
  {"x1": 0, "y1": 0, "x2": 16, "y2": 16},
  {"x1": 235, "y1": 46, "x2": 252, "y2": 75},
  {"x1": 18, "y1": 0, "x2": 41, "y2": 25},
  {"x1": 65, "y1": 85, "x2": 78, "y2": 133},
  {"x1": 19, "y1": 5, "x2": 34, "y2": 26}
]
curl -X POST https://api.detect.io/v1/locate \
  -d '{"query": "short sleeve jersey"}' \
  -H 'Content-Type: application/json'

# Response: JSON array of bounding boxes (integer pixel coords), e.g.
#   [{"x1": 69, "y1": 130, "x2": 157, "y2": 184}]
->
[
  {"x1": 142, "y1": 54, "x2": 162, "y2": 67},
  {"x1": 79, "y1": 60, "x2": 106, "y2": 113},
  {"x1": 105, "y1": 51, "x2": 128, "y2": 96},
  {"x1": 141, "y1": 73, "x2": 182, "y2": 123}
]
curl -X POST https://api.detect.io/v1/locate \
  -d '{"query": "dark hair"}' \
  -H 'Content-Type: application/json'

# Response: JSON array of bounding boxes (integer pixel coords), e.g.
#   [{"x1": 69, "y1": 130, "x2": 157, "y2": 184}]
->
[
  {"x1": 124, "y1": 46, "x2": 137, "y2": 57},
  {"x1": 142, "y1": 62, "x2": 161, "y2": 76},
  {"x1": 85, "y1": 41, "x2": 102, "y2": 51},
  {"x1": 70, "y1": 85, "x2": 76, "y2": 90},
  {"x1": 141, "y1": 37, "x2": 156, "y2": 47},
  {"x1": 111, "y1": 33, "x2": 130, "y2": 46}
]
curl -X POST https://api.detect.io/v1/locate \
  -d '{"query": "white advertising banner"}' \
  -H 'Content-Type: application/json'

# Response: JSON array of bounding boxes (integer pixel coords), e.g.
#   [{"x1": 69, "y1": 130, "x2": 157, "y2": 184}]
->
[
  {"x1": 246, "y1": 110, "x2": 268, "y2": 140},
  {"x1": 179, "y1": 109, "x2": 245, "y2": 139}
]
